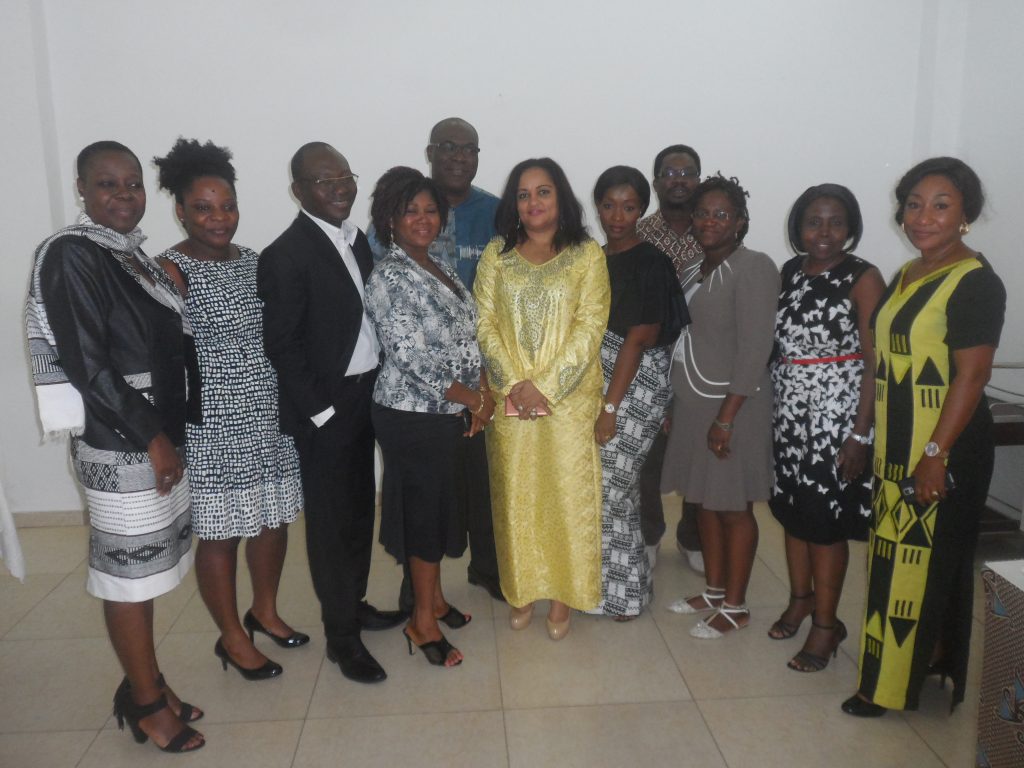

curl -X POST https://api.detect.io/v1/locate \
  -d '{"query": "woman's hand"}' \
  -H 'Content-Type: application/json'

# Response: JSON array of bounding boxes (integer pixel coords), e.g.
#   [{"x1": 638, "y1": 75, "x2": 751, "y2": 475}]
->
[
  {"x1": 912, "y1": 455, "x2": 948, "y2": 506},
  {"x1": 707, "y1": 422, "x2": 732, "y2": 459},
  {"x1": 509, "y1": 380, "x2": 548, "y2": 420},
  {"x1": 836, "y1": 438, "x2": 869, "y2": 482},
  {"x1": 594, "y1": 410, "x2": 617, "y2": 445},
  {"x1": 148, "y1": 432, "x2": 183, "y2": 496},
  {"x1": 465, "y1": 390, "x2": 496, "y2": 437}
]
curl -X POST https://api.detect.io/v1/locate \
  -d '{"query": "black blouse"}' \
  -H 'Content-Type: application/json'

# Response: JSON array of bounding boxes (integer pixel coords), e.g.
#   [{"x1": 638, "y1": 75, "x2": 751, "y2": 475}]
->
[{"x1": 605, "y1": 241, "x2": 689, "y2": 347}]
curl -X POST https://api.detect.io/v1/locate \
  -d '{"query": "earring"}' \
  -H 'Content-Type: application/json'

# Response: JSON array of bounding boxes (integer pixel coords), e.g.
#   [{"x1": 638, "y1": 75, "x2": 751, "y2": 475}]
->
[
  {"x1": 900, "y1": 221, "x2": 906, "y2": 233},
  {"x1": 959, "y1": 220, "x2": 970, "y2": 235},
  {"x1": 78, "y1": 195, "x2": 84, "y2": 203}
]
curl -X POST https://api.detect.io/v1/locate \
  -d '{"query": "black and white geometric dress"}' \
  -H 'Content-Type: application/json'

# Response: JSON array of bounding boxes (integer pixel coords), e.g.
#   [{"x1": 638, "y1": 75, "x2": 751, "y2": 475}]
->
[
  {"x1": 161, "y1": 246, "x2": 303, "y2": 540},
  {"x1": 769, "y1": 254, "x2": 872, "y2": 544}
]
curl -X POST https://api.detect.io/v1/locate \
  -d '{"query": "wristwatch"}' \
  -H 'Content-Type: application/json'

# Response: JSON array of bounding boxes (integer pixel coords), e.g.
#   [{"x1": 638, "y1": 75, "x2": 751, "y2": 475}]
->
[
  {"x1": 923, "y1": 441, "x2": 949, "y2": 459},
  {"x1": 603, "y1": 402, "x2": 617, "y2": 414}
]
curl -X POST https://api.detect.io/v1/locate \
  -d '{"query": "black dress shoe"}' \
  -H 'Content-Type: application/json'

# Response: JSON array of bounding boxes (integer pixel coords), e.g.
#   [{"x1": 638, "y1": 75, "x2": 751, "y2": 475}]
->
[
  {"x1": 326, "y1": 636, "x2": 387, "y2": 684},
  {"x1": 357, "y1": 601, "x2": 405, "y2": 631},
  {"x1": 214, "y1": 639, "x2": 283, "y2": 681},
  {"x1": 467, "y1": 564, "x2": 506, "y2": 602},
  {"x1": 243, "y1": 610, "x2": 311, "y2": 649},
  {"x1": 841, "y1": 694, "x2": 887, "y2": 717}
]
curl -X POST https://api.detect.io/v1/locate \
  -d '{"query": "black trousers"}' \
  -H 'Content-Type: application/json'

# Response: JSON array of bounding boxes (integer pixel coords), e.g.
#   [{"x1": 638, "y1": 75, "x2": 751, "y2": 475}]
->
[
  {"x1": 639, "y1": 427, "x2": 703, "y2": 550},
  {"x1": 294, "y1": 375, "x2": 376, "y2": 643}
]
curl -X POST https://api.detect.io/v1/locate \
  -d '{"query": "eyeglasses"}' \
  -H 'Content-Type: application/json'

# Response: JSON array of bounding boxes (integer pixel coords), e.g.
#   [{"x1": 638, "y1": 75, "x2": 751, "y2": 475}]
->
[
  {"x1": 657, "y1": 168, "x2": 699, "y2": 179},
  {"x1": 430, "y1": 141, "x2": 481, "y2": 157},
  {"x1": 299, "y1": 174, "x2": 359, "y2": 189},
  {"x1": 692, "y1": 209, "x2": 734, "y2": 222}
]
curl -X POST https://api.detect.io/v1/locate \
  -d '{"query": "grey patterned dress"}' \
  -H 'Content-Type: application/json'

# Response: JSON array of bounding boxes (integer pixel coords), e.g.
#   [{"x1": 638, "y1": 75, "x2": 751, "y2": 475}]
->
[{"x1": 161, "y1": 246, "x2": 302, "y2": 540}]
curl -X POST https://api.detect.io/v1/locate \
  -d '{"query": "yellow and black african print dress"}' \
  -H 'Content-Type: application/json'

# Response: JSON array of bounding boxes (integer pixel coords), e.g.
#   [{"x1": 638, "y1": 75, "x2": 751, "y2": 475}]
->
[{"x1": 857, "y1": 255, "x2": 1004, "y2": 711}]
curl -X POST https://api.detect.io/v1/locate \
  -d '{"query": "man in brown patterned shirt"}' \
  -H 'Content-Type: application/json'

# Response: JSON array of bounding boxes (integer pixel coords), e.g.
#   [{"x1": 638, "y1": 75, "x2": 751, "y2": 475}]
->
[{"x1": 636, "y1": 144, "x2": 706, "y2": 575}]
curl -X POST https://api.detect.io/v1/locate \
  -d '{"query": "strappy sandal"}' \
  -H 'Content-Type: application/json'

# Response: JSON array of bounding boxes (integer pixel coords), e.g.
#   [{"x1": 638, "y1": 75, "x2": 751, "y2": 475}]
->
[
  {"x1": 690, "y1": 602, "x2": 749, "y2": 639},
  {"x1": 787, "y1": 618, "x2": 847, "y2": 672},
  {"x1": 403, "y1": 627, "x2": 462, "y2": 667},
  {"x1": 112, "y1": 687, "x2": 205, "y2": 753},
  {"x1": 667, "y1": 586, "x2": 726, "y2": 615},
  {"x1": 114, "y1": 675, "x2": 204, "y2": 723},
  {"x1": 767, "y1": 592, "x2": 814, "y2": 640},
  {"x1": 437, "y1": 605, "x2": 472, "y2": 629}
]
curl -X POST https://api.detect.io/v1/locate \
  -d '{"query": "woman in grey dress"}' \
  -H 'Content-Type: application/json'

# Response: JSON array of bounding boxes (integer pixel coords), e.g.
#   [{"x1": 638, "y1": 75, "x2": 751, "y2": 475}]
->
[{"x1": 662, "y1": 174, "x2": 780, "y2": 638}]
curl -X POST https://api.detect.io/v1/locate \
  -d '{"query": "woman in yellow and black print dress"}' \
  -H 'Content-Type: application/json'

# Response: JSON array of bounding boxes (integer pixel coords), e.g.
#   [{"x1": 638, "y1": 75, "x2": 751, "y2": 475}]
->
[{"x1": 842, "y1": 157, "x2": 1005, "y2": 718}]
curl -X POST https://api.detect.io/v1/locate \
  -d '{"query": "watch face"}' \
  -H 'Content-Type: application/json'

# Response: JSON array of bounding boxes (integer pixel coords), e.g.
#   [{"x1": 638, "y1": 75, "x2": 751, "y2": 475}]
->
[
  {"x1": 924, "y1": 442, "x2": 939, "y2": 457},
  {"x1": 604, "y1": 403, "x2": 615, "y2": 413}
]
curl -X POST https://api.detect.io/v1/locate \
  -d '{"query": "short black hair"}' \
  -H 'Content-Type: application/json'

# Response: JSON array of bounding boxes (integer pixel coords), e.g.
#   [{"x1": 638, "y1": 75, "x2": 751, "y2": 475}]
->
[
  {"x1": 76, "y1": 141, "x2": 140, "y2": 178},
  {"x1": 290, "y1": 141, "x2": 334, "y2": 182},
  {"x1": 652, "y1": 144, "x2": 701, "y2": 178},
  {"x1": 894, "y1": 156, "x2": 984, "y2": 225},
  {"x1": 153, "y1": 138, "x2": 236, "y2": 204},
  {"x1": 787, "y1": 183, "x2": 863, "y2": 254},
  {"x1": 494, "y1": 157, "x2": 587, "y2": 253},
  {"x1": 694, "y1": 173, "x2": 751, "y2": 242},
  {"x1": 370, "y1": 166, "x2": 450, "y2": 248},
  {"x1": 592, "y1": 165, "x2": 651, "y2": 214}
]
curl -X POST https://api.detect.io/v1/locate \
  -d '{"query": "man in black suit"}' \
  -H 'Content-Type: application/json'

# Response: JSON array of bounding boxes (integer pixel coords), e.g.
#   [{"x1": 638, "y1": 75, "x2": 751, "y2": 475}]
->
[{"x1": 258, "y1": 142, "x2": 402, "y2": 684}]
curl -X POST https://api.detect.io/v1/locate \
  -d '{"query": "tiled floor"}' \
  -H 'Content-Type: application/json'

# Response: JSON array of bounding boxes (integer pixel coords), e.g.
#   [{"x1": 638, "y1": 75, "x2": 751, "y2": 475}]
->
[{"x1": 2, "y1": 500, "x2": 1021, "y2": 767}]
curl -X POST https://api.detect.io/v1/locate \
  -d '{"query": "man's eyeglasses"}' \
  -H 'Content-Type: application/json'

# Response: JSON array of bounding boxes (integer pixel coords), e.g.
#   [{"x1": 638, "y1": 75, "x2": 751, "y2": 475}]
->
[
  {"x1": 299, "y1": 174, "x2": 359, "y2": 189},
  {"x1": 430, "y1": 141, "x2": 481, "y2": 157},
  {"x1": 692, "y1": 209, "x2": 735, "y2": 222},
  {"x1": 657, "y1": 168, "x2": 699, "y2": 180}
]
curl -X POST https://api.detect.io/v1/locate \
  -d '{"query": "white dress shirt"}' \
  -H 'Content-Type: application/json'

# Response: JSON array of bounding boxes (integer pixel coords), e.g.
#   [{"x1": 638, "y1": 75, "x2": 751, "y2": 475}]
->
[{"x1": 302, "y1": 211, "x2": 380, "y2": 426}]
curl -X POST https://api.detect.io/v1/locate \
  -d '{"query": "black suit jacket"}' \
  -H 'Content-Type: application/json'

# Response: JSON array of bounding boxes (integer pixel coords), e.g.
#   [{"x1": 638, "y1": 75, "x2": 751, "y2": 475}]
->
[{"x1": 258, "y1": 213, "x2": 375, "y2": 439}]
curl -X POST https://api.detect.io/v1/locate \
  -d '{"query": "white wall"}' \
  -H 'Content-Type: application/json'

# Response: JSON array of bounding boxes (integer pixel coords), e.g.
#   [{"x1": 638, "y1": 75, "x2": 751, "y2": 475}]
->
[{"x1": 4, "y1": 0, "x2": 1022, "y2": 515}]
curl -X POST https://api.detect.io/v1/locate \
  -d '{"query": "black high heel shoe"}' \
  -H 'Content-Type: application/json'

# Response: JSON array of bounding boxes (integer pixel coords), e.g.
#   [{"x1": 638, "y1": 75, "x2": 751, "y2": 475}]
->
[
  {"x1": 114, "y1": 675, "x2": 204, "y2": 723},
  {"x1": 112, "y1": 684, "x2": 205, "y2": 753},
  {"x1": 214, "y1": 638, "x2": 283, "y2": 680},
  {"x1": 437, "y1": 605, "x2": 472, "y2": 630},
  {"x1": 243, "y1": 610, "x2": 310, "y2": 649},
  {"x1": 402, "y1": 627, "x2": 462, "y2": 667},
  {"x1": 841, "y1": 693, "x2": 887, "y2": 718}
]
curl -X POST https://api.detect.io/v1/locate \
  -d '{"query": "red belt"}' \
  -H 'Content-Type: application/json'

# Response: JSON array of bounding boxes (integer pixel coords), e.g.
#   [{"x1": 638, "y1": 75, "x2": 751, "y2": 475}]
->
[{"x1": 780, "y1": 353, "x2": 863, "y2": 365}]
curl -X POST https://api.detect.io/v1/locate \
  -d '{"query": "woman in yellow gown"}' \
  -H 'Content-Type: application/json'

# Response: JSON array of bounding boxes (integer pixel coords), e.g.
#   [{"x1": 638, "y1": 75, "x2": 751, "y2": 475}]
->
[{"x1": 474, "y1": 158, "x2": 610, "y2": 640}]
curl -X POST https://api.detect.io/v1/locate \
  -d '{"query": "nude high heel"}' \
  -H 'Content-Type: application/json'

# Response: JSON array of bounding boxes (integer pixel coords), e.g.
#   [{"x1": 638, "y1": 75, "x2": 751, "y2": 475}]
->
[{"x1": 509, "y1": 603, "x2": 534, "y2": 630}]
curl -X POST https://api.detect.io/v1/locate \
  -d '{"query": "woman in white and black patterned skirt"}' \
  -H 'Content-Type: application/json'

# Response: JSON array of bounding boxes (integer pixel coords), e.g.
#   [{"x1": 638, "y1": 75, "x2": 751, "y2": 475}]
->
[
  {"x1": 589, "y1": 166, "x2": 688, "y2": 619},
  {"x1": 769, "y1": 184, "x2": 884, "y2": 671},
  {"x1": 154, "y1": 139, "x2": 304, "y2": 681},
  {"x1": 27, "y1": 142, "x2": 204, "y2": 752}
]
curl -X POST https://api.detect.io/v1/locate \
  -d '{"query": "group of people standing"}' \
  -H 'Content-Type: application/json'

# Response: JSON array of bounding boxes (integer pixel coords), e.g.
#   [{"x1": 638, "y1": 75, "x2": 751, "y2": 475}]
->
[{"x1": 25, "y1": 116, "x2": 1005, "y2": 752}]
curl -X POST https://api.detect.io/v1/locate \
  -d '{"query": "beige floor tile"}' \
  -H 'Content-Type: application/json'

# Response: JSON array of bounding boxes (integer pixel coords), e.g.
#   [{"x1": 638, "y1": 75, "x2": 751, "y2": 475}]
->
[
  {"x1": 700, "y1": 693, "x2": 946, "y2": 768},
  {"x1": 16, "y1": 525, "x2": 89, "y2": 576},
  {"x1": 308, "y1": 589, "x2": 499, "y2": 718},
  {"x1": 497, "y1": 607, "x2": 690, "y2": 710},
  {"x1": 659, "y1": 611, "x2": 859, "y2": 700},
  {"x1": 0, "y1": 572, "x2": 63, "y2": 637},
  {"x1": 294, "y1": 710, "x2": 507, "y2": 768},
  {"x1": 144, "y1": 631, "x2": 320, "y2": 725},
  {"x1": 0, "y1": 731, "x2": 96, "y2": 768},
  {"x1": 506, "y1": 701, "x2": 725, "y2": 768},
  {"x1": 80, "y1": 720, "x2": 302, "y2": 767},
  {"x1": 0, "y1": 637, "x2": 120, "y2": 732},
  {"x1": 5, "y1": 566, "x2": 194, "y2": 641}
]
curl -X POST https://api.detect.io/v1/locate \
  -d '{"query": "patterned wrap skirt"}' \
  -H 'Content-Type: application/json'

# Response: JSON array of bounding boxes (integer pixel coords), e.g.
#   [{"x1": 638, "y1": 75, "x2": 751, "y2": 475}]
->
[
  {"x1": 73, "y1": 438, "x2": 193, "y2": 602},
  {"x1": 590, "y1": 333, "x2": 672, "y2": 616}
]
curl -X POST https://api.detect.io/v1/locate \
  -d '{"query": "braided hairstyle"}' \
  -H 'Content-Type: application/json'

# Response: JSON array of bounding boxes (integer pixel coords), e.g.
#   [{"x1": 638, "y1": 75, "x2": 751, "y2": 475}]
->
[
  {"x1": 153, "y1": 138, "x2": 236, "y2": 203},
  {"x1": 693, "y1": 173, "x2": 751, "y2": 243},
  {"x1": 369, "y1": 166, "x2": 449, "y2": 248}
]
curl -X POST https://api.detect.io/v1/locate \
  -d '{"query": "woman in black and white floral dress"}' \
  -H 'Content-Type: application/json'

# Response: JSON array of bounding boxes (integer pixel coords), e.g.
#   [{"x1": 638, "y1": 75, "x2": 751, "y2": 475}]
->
[
  {"x1": 155, "y1": 139, "x2": 305, "y2": 682},
  {"x1": 768, "y1": 184, "x2": 884, "y2": 671}
]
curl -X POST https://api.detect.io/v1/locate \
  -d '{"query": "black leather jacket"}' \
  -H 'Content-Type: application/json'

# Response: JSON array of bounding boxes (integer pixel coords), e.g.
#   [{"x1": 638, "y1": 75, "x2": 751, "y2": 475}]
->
[{"x1": 39, "y1": 235, "x2": 198, "y2": 452}]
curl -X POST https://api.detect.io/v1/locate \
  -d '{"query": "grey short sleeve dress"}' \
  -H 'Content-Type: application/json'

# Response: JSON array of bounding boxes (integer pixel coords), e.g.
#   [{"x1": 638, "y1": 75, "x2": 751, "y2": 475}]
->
[{"x1": 661, "y1": 246, "x2": 780, "y2": 511}]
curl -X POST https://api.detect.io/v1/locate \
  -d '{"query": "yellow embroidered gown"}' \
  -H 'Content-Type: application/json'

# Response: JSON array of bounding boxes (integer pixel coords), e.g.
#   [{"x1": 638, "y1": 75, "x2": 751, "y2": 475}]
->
[{"x1": 474, "y1": 238, "x2": 610, "y2": 609}]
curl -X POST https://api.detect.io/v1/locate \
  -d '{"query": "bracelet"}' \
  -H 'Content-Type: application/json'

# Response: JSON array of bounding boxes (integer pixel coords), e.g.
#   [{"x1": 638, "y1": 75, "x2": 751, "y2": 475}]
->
[
  {"x1": 713, "y1": 419, "x2": 733, "y2": 431},
  {"x1": 847, "y1": 430, "x2": 873, "y2": 446},
  {"x1": 471, "y1": 390, "x2": 486, "y2": 415}
]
